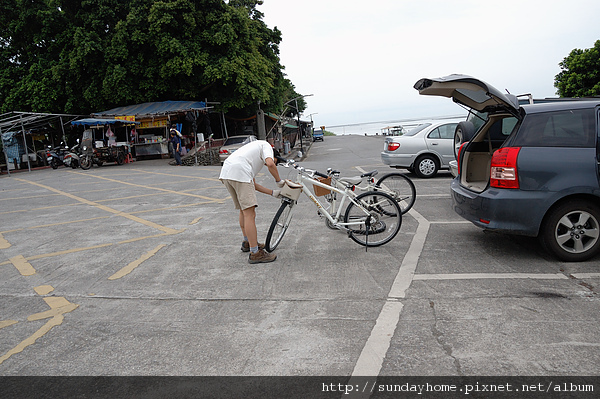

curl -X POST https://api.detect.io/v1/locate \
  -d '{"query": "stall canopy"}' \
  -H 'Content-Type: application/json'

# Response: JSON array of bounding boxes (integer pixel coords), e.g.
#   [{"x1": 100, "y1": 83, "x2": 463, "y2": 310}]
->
[
  {"x1": 92, "y1": 101, "x2": 209, "y2": 118},
  {"x1": 71, "y1": 118, "x2": 140, "y2": 126},
  {"x1": 0, "y1": 111, "x2": 82, "y2": 132},
  {"x1": 1, "y1": 111, "x2": 84, "y2": 175}
]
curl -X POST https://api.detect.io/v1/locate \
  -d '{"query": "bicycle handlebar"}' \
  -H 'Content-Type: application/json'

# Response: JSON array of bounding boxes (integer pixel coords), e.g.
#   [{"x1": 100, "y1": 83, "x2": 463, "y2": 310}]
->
[{"x1": 278, "y1": 158, "x2": 333, "y2": 180}]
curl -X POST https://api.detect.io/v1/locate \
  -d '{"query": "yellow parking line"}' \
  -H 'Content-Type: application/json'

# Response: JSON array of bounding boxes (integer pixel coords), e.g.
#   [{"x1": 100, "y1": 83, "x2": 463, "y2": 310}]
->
[
  {"x1": 0, "y1": 193, "x2": 63, "y2": 202},
  {"x1": 25, "y1": 243, "x2": 114, "y2": 263},
  {"x1": 130, "y1": 169, "x2": 220, "y2": 182},
  {"x1": 0, "y1": 296, "x2": 79, "y2": 366},
  {"x1": 10, "y1": 255, "x2": 36, "y2": 276},
  {"x1": 130, "y1": 201, "x2": 214, "y2": 214},
  {"x1": 116, "y1": 232, "x2": 182, "y2": 245},
  {"x1": 0, "y1": 233, "x2": 10, "y2": 249},
  {"x1": 69, "y1": 172, "x2": 224, "y2": 202},
  {"x1": 190, "y1": 216, "x2": 203, "y2": 225},
  {"x1": 0, "y1": 320, "x2": 18, "y2": 330},
  {"x1": 28, "y1": 297, "x2": 79, "y2": 321},
  {"x1": 0, "y1": 202, "x2": 80, "y2": 215},
  {"x1": 0, "y1": 232, "x2": 181, "y2": 267},
  {"x1": 96, "y1": 192, "x2": 165, "y2": 202},
  {"x1": 34, "y1": 285, "x2": 55, "y2": 295},
  {"x1": 108, "y1": 244, "x2": 166, "y2": 280},
  {"x1": 15, "y1": 178, "x2": 179, "y2": 234},
  {"x1": 1, "y1": 216, "x2": 111, "y2": 234}
]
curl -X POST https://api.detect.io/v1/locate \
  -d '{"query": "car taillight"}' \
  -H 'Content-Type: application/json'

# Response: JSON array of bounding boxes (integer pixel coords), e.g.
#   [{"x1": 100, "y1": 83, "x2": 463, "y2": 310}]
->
[
  {"x1": 219, "y1": 149, "x2": 229, "y2": 155},
  {"x1": 490, "y1": 147, "x2": 521, "y2": 189},
  {"x1": 387, "y1": 142, "x2": 400, "y2": 151}
]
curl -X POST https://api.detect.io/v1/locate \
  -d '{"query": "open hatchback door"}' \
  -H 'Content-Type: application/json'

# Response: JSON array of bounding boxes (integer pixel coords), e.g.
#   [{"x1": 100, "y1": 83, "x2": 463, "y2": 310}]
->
[{"x1": 414, "y1": 74, "x2": 520, "y2": 116}]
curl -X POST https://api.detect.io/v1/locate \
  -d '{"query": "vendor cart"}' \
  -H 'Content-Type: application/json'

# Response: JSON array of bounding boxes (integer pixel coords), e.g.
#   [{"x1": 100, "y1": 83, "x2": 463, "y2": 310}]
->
[
  {"x1": 94, "y1": 145, "x2": 127, "y2": 166},
  {"x1": 79, "y1": 129, "x2": 127, "y2": 169}
]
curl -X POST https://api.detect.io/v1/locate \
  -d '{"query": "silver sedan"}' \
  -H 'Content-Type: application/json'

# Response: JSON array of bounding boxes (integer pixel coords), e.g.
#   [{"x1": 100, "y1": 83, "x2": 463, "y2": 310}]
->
[{"x1": 381, "y1": 119, "x2": 462, "y2": 178}]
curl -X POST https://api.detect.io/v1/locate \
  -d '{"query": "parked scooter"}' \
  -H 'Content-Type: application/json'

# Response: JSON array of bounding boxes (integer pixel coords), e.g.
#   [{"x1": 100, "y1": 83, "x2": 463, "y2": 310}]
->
[
  {"x1": 46, "y1": 144, "x2": 68, "y2": 169},
  {"x1": 63, "y1": 143, "x2": 81, "y2": 169}
]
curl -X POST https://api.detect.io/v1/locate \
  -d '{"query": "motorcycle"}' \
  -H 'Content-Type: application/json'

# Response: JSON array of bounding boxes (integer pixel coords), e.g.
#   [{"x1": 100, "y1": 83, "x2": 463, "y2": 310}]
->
[
  {"x1": 79, "y1": 130, "x2": 94, "y2": 170},
  {"x1": 46, "y1": 144, "x2": 68, "y2": 169},
  {"x1": 63, "y1": 143, "x2": 81, "y2": 169}
]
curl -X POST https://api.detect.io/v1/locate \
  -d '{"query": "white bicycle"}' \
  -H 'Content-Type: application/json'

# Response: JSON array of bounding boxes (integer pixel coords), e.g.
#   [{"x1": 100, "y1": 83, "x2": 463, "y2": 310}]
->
[{"x1": 265, "y1": 160, "x2": 403, "y2": 252}]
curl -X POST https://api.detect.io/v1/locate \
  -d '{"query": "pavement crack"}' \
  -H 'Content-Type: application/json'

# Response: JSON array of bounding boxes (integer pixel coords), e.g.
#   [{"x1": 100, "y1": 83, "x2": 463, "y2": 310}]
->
[{"x1": 429, "y1": 300, "x2": 463, "y2": 376}]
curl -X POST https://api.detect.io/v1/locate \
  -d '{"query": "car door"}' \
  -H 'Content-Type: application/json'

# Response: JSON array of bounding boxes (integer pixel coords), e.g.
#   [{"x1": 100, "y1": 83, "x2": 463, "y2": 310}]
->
[{"x1": 425, "y1": 123, "x2": 457, "y2": 167}]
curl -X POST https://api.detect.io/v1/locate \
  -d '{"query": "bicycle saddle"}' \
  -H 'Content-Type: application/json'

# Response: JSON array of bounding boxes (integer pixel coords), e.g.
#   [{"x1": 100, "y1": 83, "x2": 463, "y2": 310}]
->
[{"x1": 361, "y1": 170, "x2": 379, "y2": 178}]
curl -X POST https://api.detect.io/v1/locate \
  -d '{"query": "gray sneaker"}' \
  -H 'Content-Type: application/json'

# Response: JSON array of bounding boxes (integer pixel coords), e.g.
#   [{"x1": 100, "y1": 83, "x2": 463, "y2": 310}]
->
[
  {"x1": 241, "y1": 241, "x2": 265, "y2": 252},
  {"x1": 248, "y1": 249, "x2": 277, "y2": 264}
]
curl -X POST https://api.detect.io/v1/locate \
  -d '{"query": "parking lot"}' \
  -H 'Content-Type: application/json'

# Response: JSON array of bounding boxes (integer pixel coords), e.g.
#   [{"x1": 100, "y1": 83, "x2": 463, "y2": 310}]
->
[{"x1": 1, "y1": 135, "x2": 599, "y2": 395}]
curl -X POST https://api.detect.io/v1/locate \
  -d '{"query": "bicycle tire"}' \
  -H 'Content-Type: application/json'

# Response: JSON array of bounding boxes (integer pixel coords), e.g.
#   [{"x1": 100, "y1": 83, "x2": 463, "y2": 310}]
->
[
  {"x1": 344, "y1": 191, "x2": 402, "y2": 247},
  {"x1": 265, "y1": 200, "x2": 294, "y2": 252},
  {"x1": 375, "y1": 173, "x2": 416, "y2": 214}
]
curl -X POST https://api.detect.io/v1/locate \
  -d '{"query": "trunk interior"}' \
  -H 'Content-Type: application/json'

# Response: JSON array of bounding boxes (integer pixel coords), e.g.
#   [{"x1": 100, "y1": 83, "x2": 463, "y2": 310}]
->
[{"x1": 459, "y1": 114, "x2": 518, "y2": 193}]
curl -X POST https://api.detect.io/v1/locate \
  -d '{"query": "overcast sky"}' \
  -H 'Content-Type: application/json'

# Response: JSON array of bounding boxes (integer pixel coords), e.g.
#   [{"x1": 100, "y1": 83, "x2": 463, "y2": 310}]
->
[{"x1": 259, "y1": 0, "x2": 600, "y2": 132}]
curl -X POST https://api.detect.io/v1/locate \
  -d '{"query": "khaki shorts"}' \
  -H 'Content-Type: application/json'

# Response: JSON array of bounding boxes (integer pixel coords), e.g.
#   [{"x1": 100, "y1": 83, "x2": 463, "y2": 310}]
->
[{"x1": 221, "y1": 179, "x2": 258, "y2": 210}]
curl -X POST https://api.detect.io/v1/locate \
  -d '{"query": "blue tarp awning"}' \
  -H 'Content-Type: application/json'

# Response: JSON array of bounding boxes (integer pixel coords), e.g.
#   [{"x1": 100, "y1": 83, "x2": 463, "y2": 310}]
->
[
  {"x1": 92, "y1": 101, "x2": 208, "y2": 118},
  {"x1": 71, "y1": 118, "x2": 139, "y2": 126}
]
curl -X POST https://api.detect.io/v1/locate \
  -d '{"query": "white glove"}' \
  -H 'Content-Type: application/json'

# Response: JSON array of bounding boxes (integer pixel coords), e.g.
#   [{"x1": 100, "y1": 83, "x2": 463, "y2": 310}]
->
[
  {"x1": 276, "y1": 180, "x2": 285, "y2": 188},
  {"x1": 272, "y1": 189, "x2": 281, "y2": 198}
]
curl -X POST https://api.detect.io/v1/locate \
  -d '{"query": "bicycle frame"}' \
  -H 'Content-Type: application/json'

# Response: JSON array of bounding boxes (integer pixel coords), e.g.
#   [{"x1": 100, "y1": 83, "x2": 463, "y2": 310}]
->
[
  {"x1": 289, "y1": 168, "x2": 372, "y2": 232},
  {"x1": 267, "y1": 160, "x2": 404, "y2": 252}
]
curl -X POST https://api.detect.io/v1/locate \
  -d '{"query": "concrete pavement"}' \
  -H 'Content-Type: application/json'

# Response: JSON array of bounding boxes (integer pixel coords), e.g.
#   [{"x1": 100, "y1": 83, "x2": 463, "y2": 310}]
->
[{"x1": 0, "y1": 135, "x2": 599, "y2": 397}]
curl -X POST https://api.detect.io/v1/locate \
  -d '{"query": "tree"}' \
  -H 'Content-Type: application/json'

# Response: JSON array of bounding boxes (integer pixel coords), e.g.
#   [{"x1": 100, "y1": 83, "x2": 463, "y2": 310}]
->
[
  {"x1": 0, "y1": 0, "x2": 305, "y2": 116},
  {"x1": 554, "y1": 40, "x2": 600, "y2": 97}
]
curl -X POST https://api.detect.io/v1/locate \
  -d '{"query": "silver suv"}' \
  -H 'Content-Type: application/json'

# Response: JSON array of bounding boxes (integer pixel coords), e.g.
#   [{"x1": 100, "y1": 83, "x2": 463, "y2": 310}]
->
[{"x1": 415, "y1": 74, "x2": 600, "y2": 261}]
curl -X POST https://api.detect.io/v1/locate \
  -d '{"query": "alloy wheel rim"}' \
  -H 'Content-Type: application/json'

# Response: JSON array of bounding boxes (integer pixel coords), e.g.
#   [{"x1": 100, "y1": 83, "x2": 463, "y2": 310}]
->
[
  {"x1": 419, "y1": 159, "x2": 436, "y2": 176},
  {"x1": 555, "y1": 210, "x2": 600, "y2": 254}
]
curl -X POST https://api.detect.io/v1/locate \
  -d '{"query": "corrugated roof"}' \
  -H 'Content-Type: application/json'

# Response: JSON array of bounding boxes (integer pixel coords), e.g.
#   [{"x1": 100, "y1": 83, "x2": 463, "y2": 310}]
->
[
  {"x1": 71, "y1": 118, "x2": 140, "y2": 126},
  {"x1": 92, "y1": 101, "x2": 208, "y2": 118}
]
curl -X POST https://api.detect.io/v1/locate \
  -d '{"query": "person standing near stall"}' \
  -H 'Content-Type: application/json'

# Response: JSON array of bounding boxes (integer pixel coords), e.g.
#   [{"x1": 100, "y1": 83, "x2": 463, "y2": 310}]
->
[{"x1": 169, "y1": 128, "x2": 182, "y2": 166}]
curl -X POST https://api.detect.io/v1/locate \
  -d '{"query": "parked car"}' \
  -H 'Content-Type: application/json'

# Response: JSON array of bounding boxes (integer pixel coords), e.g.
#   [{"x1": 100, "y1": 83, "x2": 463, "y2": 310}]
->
[
  {"x1": 218, "y1": 135, "x2": 257, "y2": 164},
  {"x1": 415, "y1": 73, "x2": 600, "y2": 261},
  {"x1": 381, "y1": 119, "x2": 463, "y2": 178},
  {"x1": 313, "y1": 130, "x2": 324, "y2": 141}
]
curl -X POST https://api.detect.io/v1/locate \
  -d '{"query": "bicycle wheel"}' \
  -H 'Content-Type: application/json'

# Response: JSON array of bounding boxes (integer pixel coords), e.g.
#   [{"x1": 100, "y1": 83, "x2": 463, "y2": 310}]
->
[
  {"x1": 375, "y1": 173, "x2": 416, "y2": 214},
  {"x1": 265, "y1": 200, "x2": 295, "y2": 252},
  {"x1": 344, "y1": 191, "x2": 402, "y2": 247}
]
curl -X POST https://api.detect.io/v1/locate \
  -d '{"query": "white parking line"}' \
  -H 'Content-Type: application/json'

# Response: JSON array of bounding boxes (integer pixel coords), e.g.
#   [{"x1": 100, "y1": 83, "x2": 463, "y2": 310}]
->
[
  {"x1": 414, "y1": 273, "x2": 569, "y2": 280},
  {"x1": 348, "y1": 171, "x2": 581, "y2": 385},
  {"x1": 351, "y1": 207, "x2": 430, "y2": 378},
  {"x1": 571, "y1": 273, "x2": 600, "y2": 279}
]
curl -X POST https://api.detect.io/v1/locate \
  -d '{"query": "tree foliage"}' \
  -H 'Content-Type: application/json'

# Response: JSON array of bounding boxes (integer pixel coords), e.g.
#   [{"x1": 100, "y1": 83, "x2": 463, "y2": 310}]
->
[
  {"x1": 554, "y1": 40, "x2": 600, "y2": 97},
  {"x1": 0, "y1": 0, "x2": 305, "y2": 116}
]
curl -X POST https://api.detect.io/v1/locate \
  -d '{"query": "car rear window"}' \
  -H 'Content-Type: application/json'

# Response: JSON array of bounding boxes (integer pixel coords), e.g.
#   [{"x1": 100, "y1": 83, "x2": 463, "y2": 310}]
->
[
  {"x1": 512, "y1": 108, "x2": 596, "y2": 148},
  {"x1": 403, "y1": 123, "x2": 431, "y2": 137},
  {"x1": 224, "y1": 136, "x2": 252, "y2": 146}
]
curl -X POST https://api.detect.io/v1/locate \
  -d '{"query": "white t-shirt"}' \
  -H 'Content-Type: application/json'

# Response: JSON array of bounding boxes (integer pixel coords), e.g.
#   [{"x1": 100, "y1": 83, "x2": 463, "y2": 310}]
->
[{"x1": 219, "y1": 140, "x2": 274, "y2": 183}]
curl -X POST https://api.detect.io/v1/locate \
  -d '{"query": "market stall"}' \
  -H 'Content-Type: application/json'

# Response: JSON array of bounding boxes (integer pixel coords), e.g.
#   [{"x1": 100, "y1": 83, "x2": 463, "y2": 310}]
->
[{"x1": 91, "y1": 101, "x2": 215, "y2": 159}]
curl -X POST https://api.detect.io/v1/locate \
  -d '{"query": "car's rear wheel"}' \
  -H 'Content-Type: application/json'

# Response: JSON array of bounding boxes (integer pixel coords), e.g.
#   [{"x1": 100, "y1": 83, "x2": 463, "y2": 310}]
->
[
  {"x1": 413, "y1": 155, "x2": 439, "y2": 178},
  {"x1": 540, "y1": 200, "x2": 600, "y2": 262}
]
